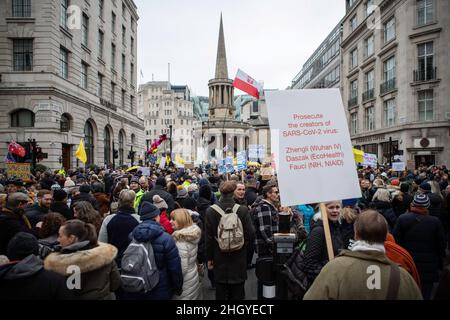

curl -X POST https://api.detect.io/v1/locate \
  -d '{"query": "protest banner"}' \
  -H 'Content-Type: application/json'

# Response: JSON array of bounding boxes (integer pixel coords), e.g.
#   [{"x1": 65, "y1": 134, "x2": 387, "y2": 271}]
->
[
  {"x1": 159, "y1": 156, "x2": 166, "y2": 169},
  {"x1": 266, "y1": 89, "x2": 361, "y2": 261},
  {"x1": 363, "y1": 153, "x2": 377, "y2": 168},
  {"x1": 225, "y1": 156, "x2": 234, "y2": 173},
  {"x1": 140, "y1": 167, "x2": 151, "y2": 176},
  {"x1": 218, "y1": 159, "x2": 226, "y2": 175},
  {"x1": 392, "y1": 162, "x2": 405, "y2": 172},
  {"x1": 237, "y1": 151, "x2": 247, "y2": 171},
  {"x1": 6, "y1": 163, "x2": 31, "y2": 181}
]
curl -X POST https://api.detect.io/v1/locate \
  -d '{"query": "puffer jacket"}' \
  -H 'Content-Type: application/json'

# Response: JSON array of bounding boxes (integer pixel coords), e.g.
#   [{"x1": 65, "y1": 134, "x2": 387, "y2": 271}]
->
[
  {"x1": 44, "y1": 241, "x2": 120, "y2": 300},
  {"x1": 172, "y1": 224, "x2": 202, "y2": 300},
  {"x1": 124, "y1": 220, "x2": 183, "y2": 300}
]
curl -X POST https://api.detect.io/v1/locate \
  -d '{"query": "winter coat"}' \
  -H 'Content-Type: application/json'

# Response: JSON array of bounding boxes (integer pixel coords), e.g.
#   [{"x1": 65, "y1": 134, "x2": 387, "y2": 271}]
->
[
  {"x1": 44, "y1": 242, "x2": 121, "y2": 300},
  {"x1": 252, "y1": 197, "x2": 279, "y2": 256},
  {"x1": 393, "y1": 209, "x2": 446, "y2": 283},
  {"x1": 205, "y1": 194, "x2": 255, "y2": 285},
  {"x1": 134, "y1": 189, "x2": 145, "y2": 209},
  {"x1": 140, "y1": 185, "x2": 176, "y2": 214},
  {"x1": 188, "y1": 210, "x2": 205, "y2": 264},
  {"x1": 392, "y1": 193, "x2": 413, "y2": 217},
  {"x1": 369, "y1": 200, "x2": 397, "y2": 231},
  {"x1": 0, "y1": 208, "x2": 37, "y2": 255},
  {"x1": 50, "y1": 201, "x2": 73, "y2": 220},
  {"x1": 159, "y1": 209, "x2": 174, "y2": 234},
  {"x1": 304, "y1": 250, "x2": 422, "y2": 300},
  {"x1": 38, "y1": 235, "x2": 59, "y2": 259},
  {"x1": 197, "y1": 196, "x2": 212, "y2": 221},
  {"x1": 245, "y1": 187, "x2": 258, "y2": 207},
  {"x1": 125, "y1": 220, "x2": 183, "y2": 300},
  {"x1": 172, "y1": 224, "x2": 202, "y2": 300},
  {"x1": 98, "y1": 207, "x2": 140, "y2": 266},
  {"x1": 302, "y1": 219, "x2": 345, "y2": 284},
  {"x1": 0, "y1": 254, "x2": 73, "y2": 300},
  {"x1": 93, "y1": 192, "x2": 111, "y2": 216},
  {"x1": 425, "y1": 191, "x2": 444, "y2": 220},
  {"x1": 25, "y1": 203, "x2": 49, "y2": 226},
  {"x1": 434, "y1": 265, "x2": 450, "y2": 300},
  {"x1": 384, "y1": 233, "x2": 421, "y2": 287}
]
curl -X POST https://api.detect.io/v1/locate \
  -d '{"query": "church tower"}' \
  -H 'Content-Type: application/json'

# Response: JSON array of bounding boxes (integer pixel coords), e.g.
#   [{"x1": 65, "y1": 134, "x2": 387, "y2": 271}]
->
[{"x1": 208, "y1": 14, "x2": 234, "y2": 119}]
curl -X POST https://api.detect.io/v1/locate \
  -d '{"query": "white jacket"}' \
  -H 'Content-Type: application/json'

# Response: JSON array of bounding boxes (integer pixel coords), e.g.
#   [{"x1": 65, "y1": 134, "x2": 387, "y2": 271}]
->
[{"x1": 172, "y1": 224, "x2": 202, "y2": 300}]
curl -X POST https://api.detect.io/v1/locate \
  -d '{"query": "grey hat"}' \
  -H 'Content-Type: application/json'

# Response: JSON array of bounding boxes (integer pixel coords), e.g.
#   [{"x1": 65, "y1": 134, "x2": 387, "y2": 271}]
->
[
  {"x1": 152, "y1": 195, "x2": 168, "y2": 210},
  {"x1": 7, "y1": 192, "x2": 30, "y2": 207},
  {"x1": 139, "y1": 201, "x2": 160, "y2": 220}
]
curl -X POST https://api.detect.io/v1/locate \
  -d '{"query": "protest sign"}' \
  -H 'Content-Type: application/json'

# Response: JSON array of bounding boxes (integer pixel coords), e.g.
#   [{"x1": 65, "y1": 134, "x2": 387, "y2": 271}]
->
[
  {"x1": 225, "y1": 157, "x2": 234, "y2": 173},
  {"x1": 6, "y1": 163, "x2": 31, "y2": 181},
  {"x1": 218, "y1": 159, "x2": 226, "y2": 175},
  {"x1": 140, "y1": 167, "x2": 151, "y2": 176},
  {"x1": 392, "y1": 162, "x2": 405, "y2": 172},
  {"x1": 363, "y1": 153, "x2": 377, "y2": 168},
  {"x1": 237, "y1": 151, "x2": 247, "y2": 171},
  {"x1": 159, "y1": 156, "x2": 166, "y2": 169},
  {"x1": 265, "y1": 89, "x2": 361, "y2": 206}
]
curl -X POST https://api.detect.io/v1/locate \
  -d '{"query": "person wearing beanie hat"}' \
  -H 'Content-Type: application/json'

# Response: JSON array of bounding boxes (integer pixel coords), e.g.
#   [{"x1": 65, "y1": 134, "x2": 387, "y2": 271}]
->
[
  {"x1": 127, "y1": 202, "x2": 183, "y2": 300},
  {"x1": 0, "y1": 232, "x2": 72, "y2": 300},
  {"x1": 419, "y1": 182, "x2": 432, "y2": 193},
  {"x1": 152, "y1": 195, "x2": 173, "y2": 234},
  {"x1": 394, "y1": 192, "x2": 446, "y2": 300},
  {"x1": 64, "y1": 178, "x2": 76, "y2": 189},
  {"x1": 139, "y1": 176, "x2": 176, "y2": 214},
  {"x1": 418, "y1": 181, "x2": 444, "y2": 219},
  {"x1": 50, "y1": 189, "x2": 73, "y2": 220}
]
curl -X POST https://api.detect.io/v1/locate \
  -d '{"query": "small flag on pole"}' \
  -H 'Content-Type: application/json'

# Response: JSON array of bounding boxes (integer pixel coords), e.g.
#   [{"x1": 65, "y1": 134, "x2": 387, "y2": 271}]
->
[
  {"x1": 75, "y1": 139, "x2": 87, "y2": 164},
  {"x1": 233, "y1": 69, "x2": 262, "y2": 99}
]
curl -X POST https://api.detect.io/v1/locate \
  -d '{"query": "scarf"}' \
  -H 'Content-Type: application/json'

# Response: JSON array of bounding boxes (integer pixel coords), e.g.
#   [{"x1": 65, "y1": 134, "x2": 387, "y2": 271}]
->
[{"x1": 349, "y1": 240, "x2": 385, "y2": 253}]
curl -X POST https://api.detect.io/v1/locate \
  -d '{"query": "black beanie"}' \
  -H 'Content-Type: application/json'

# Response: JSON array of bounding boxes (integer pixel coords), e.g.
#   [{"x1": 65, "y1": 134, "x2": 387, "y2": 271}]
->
[
  {"x1": 7, "y1": 232, "x2": 39, "y2": 261},
  {"x1": 53, "y1": 189, "x2": 68, "y2": 202}
]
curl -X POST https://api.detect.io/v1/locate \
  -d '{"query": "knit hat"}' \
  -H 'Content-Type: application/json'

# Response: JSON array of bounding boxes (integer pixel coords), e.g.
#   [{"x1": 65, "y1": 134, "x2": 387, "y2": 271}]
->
[
  {"x1": 53, "y1": 189, "x2": 68, "y2": 202},
  {"x1": 64, "y1": 178, "x2": 76, "y2": 188},
  {"x1": 51, "y1": 183, "x2": 62, "y2": 191},
  {"x1": 419, "y1": 182, "x2": 431, "y2": 192},
  {"x1": 412, "y1": 193, "x2": 430, "y2": 208},
  {"x1": 177, "y1": 188, "x2": 188, "y2": 199},
  {"x1": 152, "y1": 195, "x2": 168, "y2": 210},
  {"x1": 139, "y1": 201, "x2": 160, "y2": 220},
  {"x1": 182, "y1": 197, "x2": 197, "y2": 211},
  {"x1": 156, "y1": 176, "x2": 167, "y2": 188},
  {"x1": 7, "y1": 232, "x2": 39, "y2": 261},
  {"x1": 391, "y1": 179, "x2": 400, "y2": 186}
]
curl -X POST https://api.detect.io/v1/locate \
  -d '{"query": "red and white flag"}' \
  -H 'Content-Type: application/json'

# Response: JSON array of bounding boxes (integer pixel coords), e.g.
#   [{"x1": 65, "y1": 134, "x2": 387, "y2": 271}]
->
[{"x1": 233, "y1": 69, "x2": 262, "y2": 99}]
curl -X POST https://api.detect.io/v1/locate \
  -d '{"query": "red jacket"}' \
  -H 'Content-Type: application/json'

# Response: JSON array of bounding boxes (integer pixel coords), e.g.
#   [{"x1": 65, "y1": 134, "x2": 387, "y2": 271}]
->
[{"x1": 159, "y1": 209, "x2": 173, "y2": 234}]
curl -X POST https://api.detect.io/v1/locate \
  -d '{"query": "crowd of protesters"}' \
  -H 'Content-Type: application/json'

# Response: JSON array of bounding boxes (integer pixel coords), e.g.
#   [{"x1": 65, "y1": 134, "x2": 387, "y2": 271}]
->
[{"x1": 0, "y1": 162, "x2": 449, "y2": 300}]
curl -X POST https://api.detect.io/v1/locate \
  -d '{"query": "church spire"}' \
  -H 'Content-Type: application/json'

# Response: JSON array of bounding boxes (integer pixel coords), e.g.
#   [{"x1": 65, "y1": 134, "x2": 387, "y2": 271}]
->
[{"x1": 215, "y1": 13, "x2": 228, "y2": 79}]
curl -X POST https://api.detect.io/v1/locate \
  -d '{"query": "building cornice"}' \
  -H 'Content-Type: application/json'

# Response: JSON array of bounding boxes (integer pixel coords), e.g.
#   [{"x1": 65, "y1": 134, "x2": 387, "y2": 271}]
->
[
  {"x1": 124, "y1": 0, "x2": 139, "y2": 20},
  {"x1": 0, "y1": 87, "x2": 144, "y2": 129},
  {"x1": 360, "y1": 56, "x2": 376, "y2": 70},
  {"x1": 342, "y1": 19, "x2": 368, "y2": 49},
  {"x1": 377, "y1": 41, "x2": 398, "y2": 58},
  {"x1": 409, "y1": 27, "x2": 442, "y2": 39}
]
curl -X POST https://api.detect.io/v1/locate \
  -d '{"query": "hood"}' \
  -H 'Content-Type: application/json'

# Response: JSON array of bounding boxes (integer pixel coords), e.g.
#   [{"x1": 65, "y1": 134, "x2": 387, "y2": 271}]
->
[
  {"x1": 132, "y1": 220, "x2": 164, "y2": 243},
  {"x1": 0, "y1": 255, "x2": 43, "y2": 280},
  {"x1": 172, "y1": 224, "x2": 201, "y2": 243},
  {"x1": 44, "y1": 242, "x2": 117, "y2": 275}
]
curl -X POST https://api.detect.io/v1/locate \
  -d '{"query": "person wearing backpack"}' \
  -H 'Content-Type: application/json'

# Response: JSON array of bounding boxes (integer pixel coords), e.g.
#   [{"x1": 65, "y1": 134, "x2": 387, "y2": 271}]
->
[
  {"x1": 205, "y1": 181, "x2": 255, "y2": 300},
  {"x1": 121, "y1": 201, "x2": 183, "y2": 300}
]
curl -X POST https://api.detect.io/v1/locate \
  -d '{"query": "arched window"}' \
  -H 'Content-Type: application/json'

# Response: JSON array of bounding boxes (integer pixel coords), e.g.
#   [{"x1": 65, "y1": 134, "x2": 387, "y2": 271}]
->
[
  {"x1": 84, "y1": 121, "x2": 94, "y2": 165},
  {"x1": 60, "y1": 114, "x2": 71, "y2": 132},
  {"x1": 119, "y1": 130, "x2": 125, "y2": 165},
  {"x1": 104, "y1": 127, "x2": 111, "y2": 165},
  {"x1": 131, "y1": 133, "x2": 136, "y2": 145},
  {"x1": 10, "y1": 109, "x2": 34, "y2": 127}
]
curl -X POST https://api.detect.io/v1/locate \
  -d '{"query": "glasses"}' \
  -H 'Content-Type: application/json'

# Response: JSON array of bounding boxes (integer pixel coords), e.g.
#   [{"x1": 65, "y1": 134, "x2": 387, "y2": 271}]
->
[{"x1": 271, "y1": 190, "x2": 279, "y2": 194}]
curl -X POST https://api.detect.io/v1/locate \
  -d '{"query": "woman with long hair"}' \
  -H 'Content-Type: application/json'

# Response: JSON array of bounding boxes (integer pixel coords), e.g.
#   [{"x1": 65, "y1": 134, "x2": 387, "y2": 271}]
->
[{"x1": 73, "y1": 201, "x2": 103, "y2": 234}]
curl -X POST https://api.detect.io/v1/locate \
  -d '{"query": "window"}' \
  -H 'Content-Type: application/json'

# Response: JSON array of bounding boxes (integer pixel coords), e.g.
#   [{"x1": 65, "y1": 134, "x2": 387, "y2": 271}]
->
[
  {"x1": 154, "y1": 129, "x2": 156, "y2": 135},
  {"x1": 417, "y1": 42, "x2": 434, "y2": 80},
  {"x1": 12, "y1": 0, "x2": 31, "y2": 17},
  {"x1": 130, "y1": 37, "x2": 134, "y2": 53},
  {"x1": 11, "y1": 109, "x2": 34, "y2": 127},
  {"x1": 98, "y1": 30, "x2": 104, "y2": 59},
  {"x1": 60, "y1": 114, "x2": 70, "y2": 132},
  {"x1": 384, "y1": 56, "x2": 396, "y2": 81},
  {"x1": 122, "y1": 25, "x2": 126, "y2": 46},
  {"x1": 366, "y1": 70, "x2": 374, "y2": 91},
  {"x1": 111, "y1": 43, "x2": 116, "y2": 70},
  {"x1": 350, "y1": 15, "x2": 358, "y2": 31},
  {"x1": 131, "y1": 17, "x2": 135, "y2": 32},
  {"x1": 13, "y1": 39, "x2": 33, "y2": 71},
  {"x1": 350, "y1": 48, "x2": 358, "y2": 69},
  {"x1": 119, "y1": 131, "x2": 125, "y2": 165},
  {"x1": 81, "y1": 62, "x2": 88, "y2": 89},
  {"x1": 59, "y1": 47, "x2": 69, "y2": 79},
  {"x1": 130, "y1": 95, "x2": 134, "y2": 113},
  {"x1": 84, "y1": 121, "x2": 94, "y2": 164},
  {"x1": 365, "y1": 107, "x2": 375, "y2": 131},
  {"x1": 181, "y1": 120, "x2": 183, "y2": 125},
  {"x1": 365, "y1": 34, "x2": 374, "y2": 57},
  {"x1": 418, "y1": 90, "x2": 433, "y2": 121},
  {"x1": 130, "y1": 63, "x2": 134, "y2": 85},
  {"x1": 417, "y1": 0, "x2": 434, "y2": 26},
  {"x1": 154, "y1": 120, "x2": 156, "y2": 125},
  {"x1": 97, "y1": 73, "x2": 103, "y2": 97},
  {"x1": 350, "y1": 112, "x2": 358, "y2": 135},
  {"x1": 99, "y1": 0, "x2": 104, "y2": 19},
  {"x1": 112, "y1": 12, "x2": 116, "y2": 33},
  {"x1": 384, "y1": 99, "x2": 396, "y2": 127},
  {"x1": 82, "y1": 14, "x2": 89, "y2": 47},
  {"x1": 104, "y1": 127, "x2": 111, "y2": 165},
  {"x1": 121, "y1": 89, "x2": 126, "y2": 107},
  {"x1": 60, "y1": 0, "x2": 68, "y2": 28},
  {"x1": 111, "y1": 82, "x2": 116, "y2": 104},
  {"x1": 366, "y1": 0, "x2": 375, "y2": 16},
  {"x1": 324, "y1": 66, "x2": 340, "y2": 86},
  {"x1": 252, "y1": 102, "x2": 259, "y2": 113},
  {"x1": 384, "y1": 17, "x2": 396, "y2": 43}
]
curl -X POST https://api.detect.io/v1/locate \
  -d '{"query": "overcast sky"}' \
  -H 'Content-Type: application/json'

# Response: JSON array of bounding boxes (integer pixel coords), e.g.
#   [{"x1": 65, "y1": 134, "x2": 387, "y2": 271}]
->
[{"x1": 135, "y1": 0, "x2": 345, "y2": 97}]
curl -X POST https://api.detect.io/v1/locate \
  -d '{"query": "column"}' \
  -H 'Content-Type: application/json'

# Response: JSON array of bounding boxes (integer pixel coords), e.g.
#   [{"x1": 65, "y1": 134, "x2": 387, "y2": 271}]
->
[
  {"x1": 224, "y1": 85, "x2": 228, "y2": 106},
  {"x1": 239, "y1": 135, "x2": 244, "y2": 152}
]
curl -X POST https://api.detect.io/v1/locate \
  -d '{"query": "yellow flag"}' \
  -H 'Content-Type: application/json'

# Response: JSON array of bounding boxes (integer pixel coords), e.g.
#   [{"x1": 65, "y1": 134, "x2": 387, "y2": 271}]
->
[
  {"x1": 352, "y1": 148, "x2": 364, "y2": 164},
  {"x1": 75, "y1": 139, "x2": 87, "y2": 163}
]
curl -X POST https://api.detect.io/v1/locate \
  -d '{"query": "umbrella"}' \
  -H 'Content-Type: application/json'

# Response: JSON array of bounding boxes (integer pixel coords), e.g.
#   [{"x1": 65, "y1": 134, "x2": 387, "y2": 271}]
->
[{"x1": 126, "y1": 166, "x2": 141, "y2": 172}]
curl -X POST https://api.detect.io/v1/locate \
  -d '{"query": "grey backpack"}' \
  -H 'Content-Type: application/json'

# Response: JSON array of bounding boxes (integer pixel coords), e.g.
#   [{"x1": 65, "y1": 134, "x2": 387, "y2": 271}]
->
[
  {"x1": 120, "y1": 239, "x2": 159, "y2": 293},
  {"x1": 211, "y1": 204, "x2": 245, "y2": 252}
]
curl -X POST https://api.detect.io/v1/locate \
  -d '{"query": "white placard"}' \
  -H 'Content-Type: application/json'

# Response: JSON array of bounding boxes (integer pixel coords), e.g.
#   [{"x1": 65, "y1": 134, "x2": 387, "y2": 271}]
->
[
  {"x1": 140, "y1": 167, "x2": 151, "y2": 176},
  {"x1": 392, "y1": 162, "x2": 405, "y2": 172},
  {"x1": 159, "y1": 156, "x2": 166, "y2": 169},
  {"x1": 363, "y1": 153, "x2": 377, "y2": 168},
  {"x1": 265, "y1": 89, "x2": 361, "y2": 206}
]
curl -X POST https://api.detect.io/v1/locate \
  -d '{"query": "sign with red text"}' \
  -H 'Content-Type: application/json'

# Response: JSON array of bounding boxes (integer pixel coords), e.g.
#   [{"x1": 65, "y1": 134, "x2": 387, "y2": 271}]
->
[{"x1": 265, "y1": 89, "x2": 361, "y2": 206}]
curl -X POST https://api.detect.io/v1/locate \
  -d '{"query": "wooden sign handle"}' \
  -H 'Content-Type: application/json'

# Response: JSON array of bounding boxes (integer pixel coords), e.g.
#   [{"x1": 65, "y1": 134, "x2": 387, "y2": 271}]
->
[
  {"x1": 241, "y1": 170, "x2": 245, "y2": 182},
  {"x1": 319, "y1": 203, "x2": 335, "y2": 261}
]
